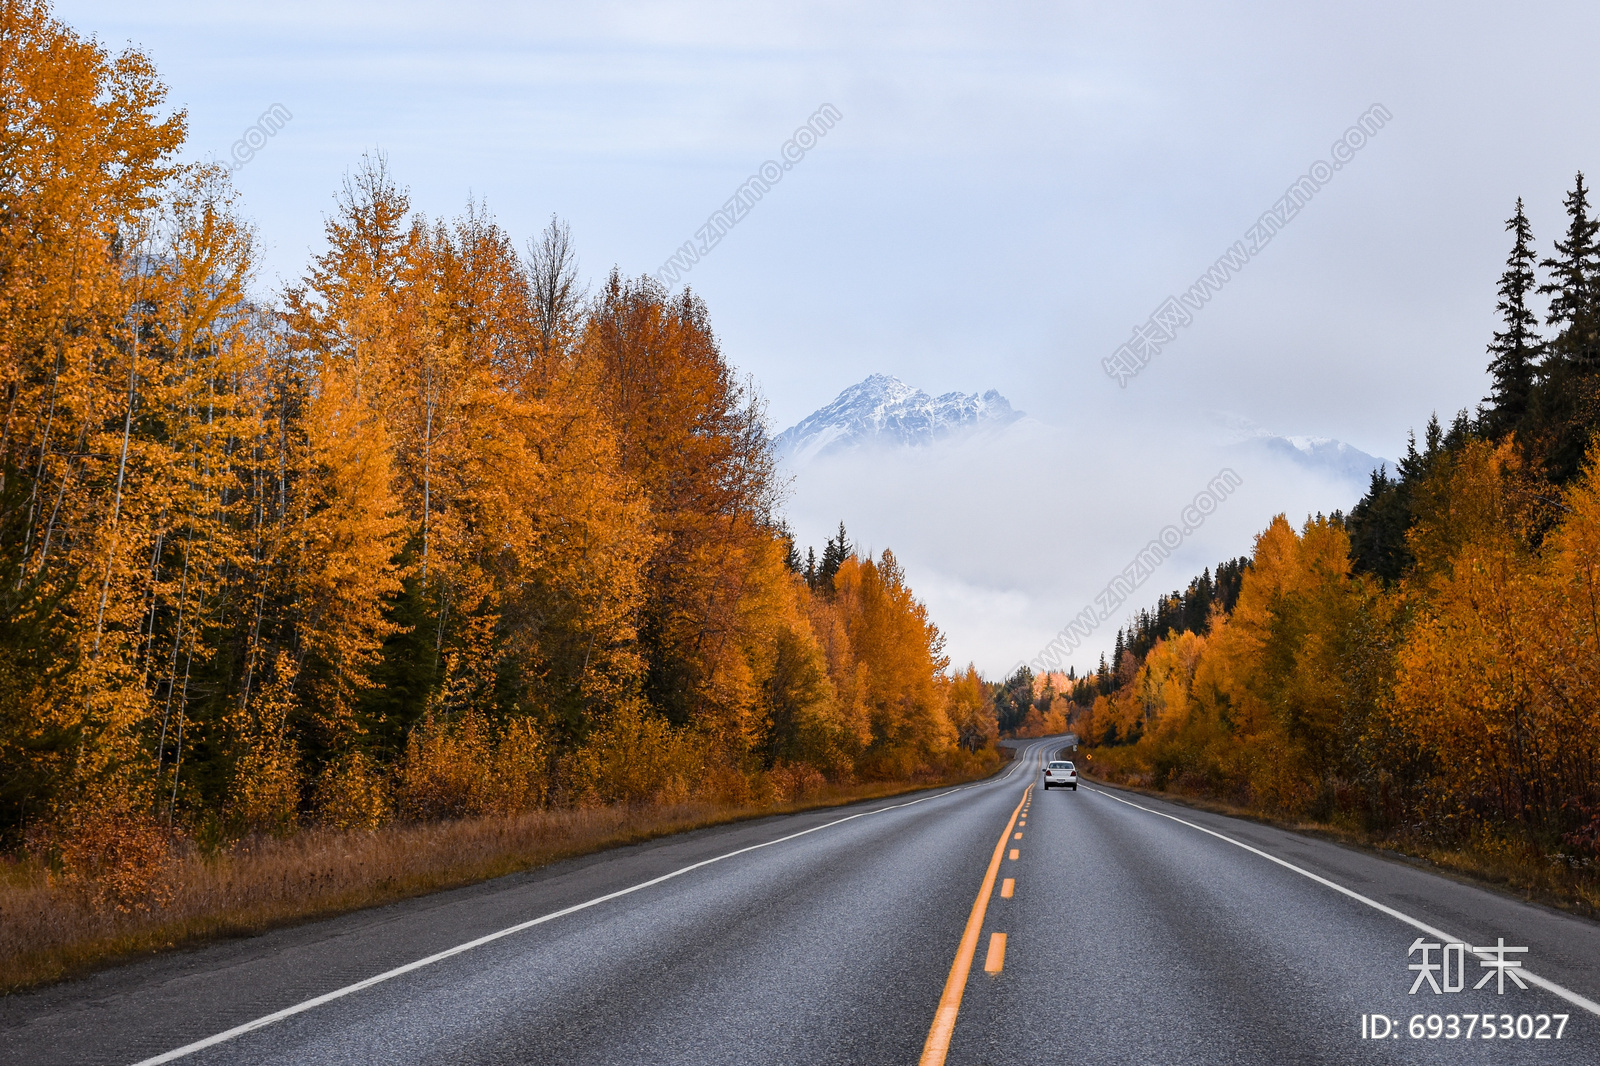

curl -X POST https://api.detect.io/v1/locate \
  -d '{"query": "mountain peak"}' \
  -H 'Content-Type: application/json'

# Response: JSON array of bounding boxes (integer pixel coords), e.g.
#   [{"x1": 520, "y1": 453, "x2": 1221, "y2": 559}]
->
[
  {"x1": 775, "y1": 375, "x2": 1023, "y2": 463},
  {"x1": 1211, "y1": 411, "x2": 1393, "y2": 484}
]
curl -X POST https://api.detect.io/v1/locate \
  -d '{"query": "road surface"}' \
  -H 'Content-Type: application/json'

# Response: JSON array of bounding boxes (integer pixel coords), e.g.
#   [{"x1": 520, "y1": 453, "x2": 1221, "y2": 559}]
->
[{"x1": 4, "y1": 738, "x2": 1598, "y2": 1064}]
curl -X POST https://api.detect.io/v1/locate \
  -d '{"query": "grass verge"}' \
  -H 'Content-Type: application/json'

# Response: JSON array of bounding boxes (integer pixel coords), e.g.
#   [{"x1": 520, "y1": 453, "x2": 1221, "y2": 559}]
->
[
  {"x1": 1079, "y1": 767, "x2": 1600, "y2": 922},
  {"x1": 0, "y1": 758, "x2": 1001, "y2": 995}
]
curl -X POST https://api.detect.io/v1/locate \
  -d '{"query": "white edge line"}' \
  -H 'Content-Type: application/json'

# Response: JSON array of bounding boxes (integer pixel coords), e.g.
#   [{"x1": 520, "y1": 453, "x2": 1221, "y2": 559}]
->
[
  {"x1": 131, "y1": 770, "x2": 1029, "y2": 1066},
  {"x1": 1084, "y1": 784, "x2": 1600, "y2": 1020}
]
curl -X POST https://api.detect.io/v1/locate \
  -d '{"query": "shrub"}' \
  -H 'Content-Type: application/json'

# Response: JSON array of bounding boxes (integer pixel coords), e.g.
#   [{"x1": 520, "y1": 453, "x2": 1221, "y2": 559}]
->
[{"x1": 314, "y1": 752, "x2": 390, "y2": 830}]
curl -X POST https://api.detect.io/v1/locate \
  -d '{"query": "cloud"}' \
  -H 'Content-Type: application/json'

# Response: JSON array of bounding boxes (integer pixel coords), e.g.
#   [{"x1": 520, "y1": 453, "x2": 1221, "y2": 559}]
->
[{"x1": 782, "y1": 398, "x2": 1381, "y2": 677}]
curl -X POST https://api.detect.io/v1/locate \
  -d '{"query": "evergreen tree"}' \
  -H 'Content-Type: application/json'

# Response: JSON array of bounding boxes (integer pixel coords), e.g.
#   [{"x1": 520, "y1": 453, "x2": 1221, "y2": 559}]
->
[
  {"x1": 1185, "y1": 567, "x2": 1213, "y2": 632},
  {"x1": 1113, "y1": 556, "x2": 1254, "y2": 671},
  {"x1": 1213, "y1": 557, "x2": 1248, "y2": 613},
  {"x1": 1422, "y1": 413, "x2": 1444, "y2": 463},
  {"x1": 1538, "y1": 173, "x2": 1600, "y2": 376},
  {"x1": 817, "y1": 521, "x2": 850, "y2": 592},
  {"x1": 1530, "y1": 172, "x2": 1600, "y2": 482},
  {"x1": 1347, "y1": 465, "x2": 1412, "y2": 581},
  {"x1": 992, "y1": 664, "x2": 1034, "y2": 734},
  {"x1": 776, "y1": 521, "x2": 803, "y2": 575},
  {"x1": 1482, "y1": 198, "x2": 1541, "y2": 437},
  {"x1": 1347, "y1": 410, "x2": 1480, "y2": 580}
]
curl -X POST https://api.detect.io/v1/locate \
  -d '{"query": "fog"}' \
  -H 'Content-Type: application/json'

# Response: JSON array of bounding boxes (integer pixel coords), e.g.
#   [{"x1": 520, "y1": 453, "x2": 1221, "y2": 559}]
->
[{"x1": 780, "y1": 402, "x2": 1385, "y2": 676}]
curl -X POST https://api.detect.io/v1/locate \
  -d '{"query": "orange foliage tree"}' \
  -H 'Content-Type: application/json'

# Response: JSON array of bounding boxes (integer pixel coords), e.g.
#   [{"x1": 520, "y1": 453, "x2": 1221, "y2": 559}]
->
[
  {"x1": 0, "y1": 1, "x2": 995, "y2": 869},
  {"x1": 1087, "y1": 435, "x2": 1600, "y2": 853}
]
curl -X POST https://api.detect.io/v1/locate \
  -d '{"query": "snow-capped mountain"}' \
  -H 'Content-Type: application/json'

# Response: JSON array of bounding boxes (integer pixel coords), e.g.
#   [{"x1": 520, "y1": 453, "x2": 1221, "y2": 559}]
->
[
  {"x1": 1244, "y1": 435, "x2": 1392, "y2": 482},
  {"x1": 775, "y1": 374, "x2": 1024, "y2": 463},
  {"x1": 1213, "y1": 413, "x2": 1392, "y2": 484}
]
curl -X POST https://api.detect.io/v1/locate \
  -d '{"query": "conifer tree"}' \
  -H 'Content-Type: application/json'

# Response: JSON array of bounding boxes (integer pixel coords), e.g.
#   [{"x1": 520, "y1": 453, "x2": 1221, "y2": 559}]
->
[
  {"x1": 1347, "y1": 465, "x2": 1411, "y2": 580},
  {"x1": 775, "y1": 521, "x2": 802, "y2": 574},
  {"x1": 1530, "y1": 172, "x2": 1600, "y2": 481},
  {"x1": 1423, "y1": 412, "x2": 1444, "y2": 459},
  {"x1": 991, "y1": 664, "x2": 1033, "y2": 734},
  {"x1": 1483, "y1": 199, "x2": 1541, "y2": 436},
  {"x1": 1538, "y1": 173, "x2": 1600, "y2": 376},
  {"x1": 818, "y1": 521, "x2": 850, "y2": 591},
  {"x1": 1186, "y1": 567, "x2": 1214, "y2": 631}
]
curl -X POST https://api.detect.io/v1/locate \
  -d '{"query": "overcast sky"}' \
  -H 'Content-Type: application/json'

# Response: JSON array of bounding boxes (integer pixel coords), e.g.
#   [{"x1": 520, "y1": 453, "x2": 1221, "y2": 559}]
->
[{"x1": 58, "y1": 0, "x2": 1600, "y2": 675}]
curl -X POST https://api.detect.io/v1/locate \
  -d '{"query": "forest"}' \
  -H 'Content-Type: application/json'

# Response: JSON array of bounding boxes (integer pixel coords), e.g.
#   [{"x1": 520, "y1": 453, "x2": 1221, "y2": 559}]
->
[
  {"x1": 0, "y1": 0, "x2": 996, "y2": 924},
  {"x1": 1068, "y1": 175, "x2": 1600, "y2": 874}
]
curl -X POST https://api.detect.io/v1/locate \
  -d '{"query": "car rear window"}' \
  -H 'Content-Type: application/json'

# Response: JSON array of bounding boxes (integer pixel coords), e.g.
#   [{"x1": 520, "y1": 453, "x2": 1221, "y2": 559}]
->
[{"x1": 1050, "y1": 762, "x2": 1071, "y2": 768}]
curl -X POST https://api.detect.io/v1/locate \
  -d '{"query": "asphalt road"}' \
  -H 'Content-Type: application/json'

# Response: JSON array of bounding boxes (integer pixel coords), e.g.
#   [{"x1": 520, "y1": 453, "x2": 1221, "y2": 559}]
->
[{"x1": 5, "y1": 738, "x2": 1599, "y2": 1065}]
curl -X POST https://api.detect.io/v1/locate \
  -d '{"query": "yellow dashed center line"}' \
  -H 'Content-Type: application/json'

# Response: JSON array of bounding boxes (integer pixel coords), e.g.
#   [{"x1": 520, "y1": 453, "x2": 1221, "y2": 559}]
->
[
  {"x1": 1013, "y1": 832, "x2": 1022, "y2": 840},
  {"x1": 917, "y1": 785, "x2": 1029, "y2": 1066},
  {"x1": 1008, "y1": 848, "x2": 1019, "y2": 861},
  {"x1": 983, "y1": 932, "x2": 1007, "y2": 975},
  {"x1": 1000, "y1": 878, "x2": 1014, "y2": 898}
]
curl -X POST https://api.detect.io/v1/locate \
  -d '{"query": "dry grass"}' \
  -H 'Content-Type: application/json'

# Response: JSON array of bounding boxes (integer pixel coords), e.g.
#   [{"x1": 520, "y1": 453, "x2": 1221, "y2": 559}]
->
[
  {"x1": 1079, "y1": 765, "x2": 1600, "y2": 921},
  {"x1": 0, "y1": 760, "x2": 999, "y2": 995}
]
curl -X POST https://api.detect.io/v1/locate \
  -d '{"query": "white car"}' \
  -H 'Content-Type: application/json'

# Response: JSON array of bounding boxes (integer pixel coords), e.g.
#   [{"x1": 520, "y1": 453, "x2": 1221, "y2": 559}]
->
[{"x1": 1043, "y1": 760, "x2": 1078, "y2": 790}]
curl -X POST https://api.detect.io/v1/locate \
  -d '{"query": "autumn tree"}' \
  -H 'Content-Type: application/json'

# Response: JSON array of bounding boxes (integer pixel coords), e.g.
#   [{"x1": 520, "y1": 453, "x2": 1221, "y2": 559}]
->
[
  {"x1": 281, "y1": 158, "x2": 410, "y2": 755},
  {"x1": 0, "y1": 0, "x2": 983, "y2": 863},
  {"x1": 830, "y1": 550, "x2": 953, "y2": 777},
  {"x1": 946, "y1": 665, "x2": 997, "y2": 752},
  {"x1": 0, "y1": 0, "x2": 186, "y2": 836},
  {"x1": 579, "y1": 272, "x2": 776, "y2": 745}
]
